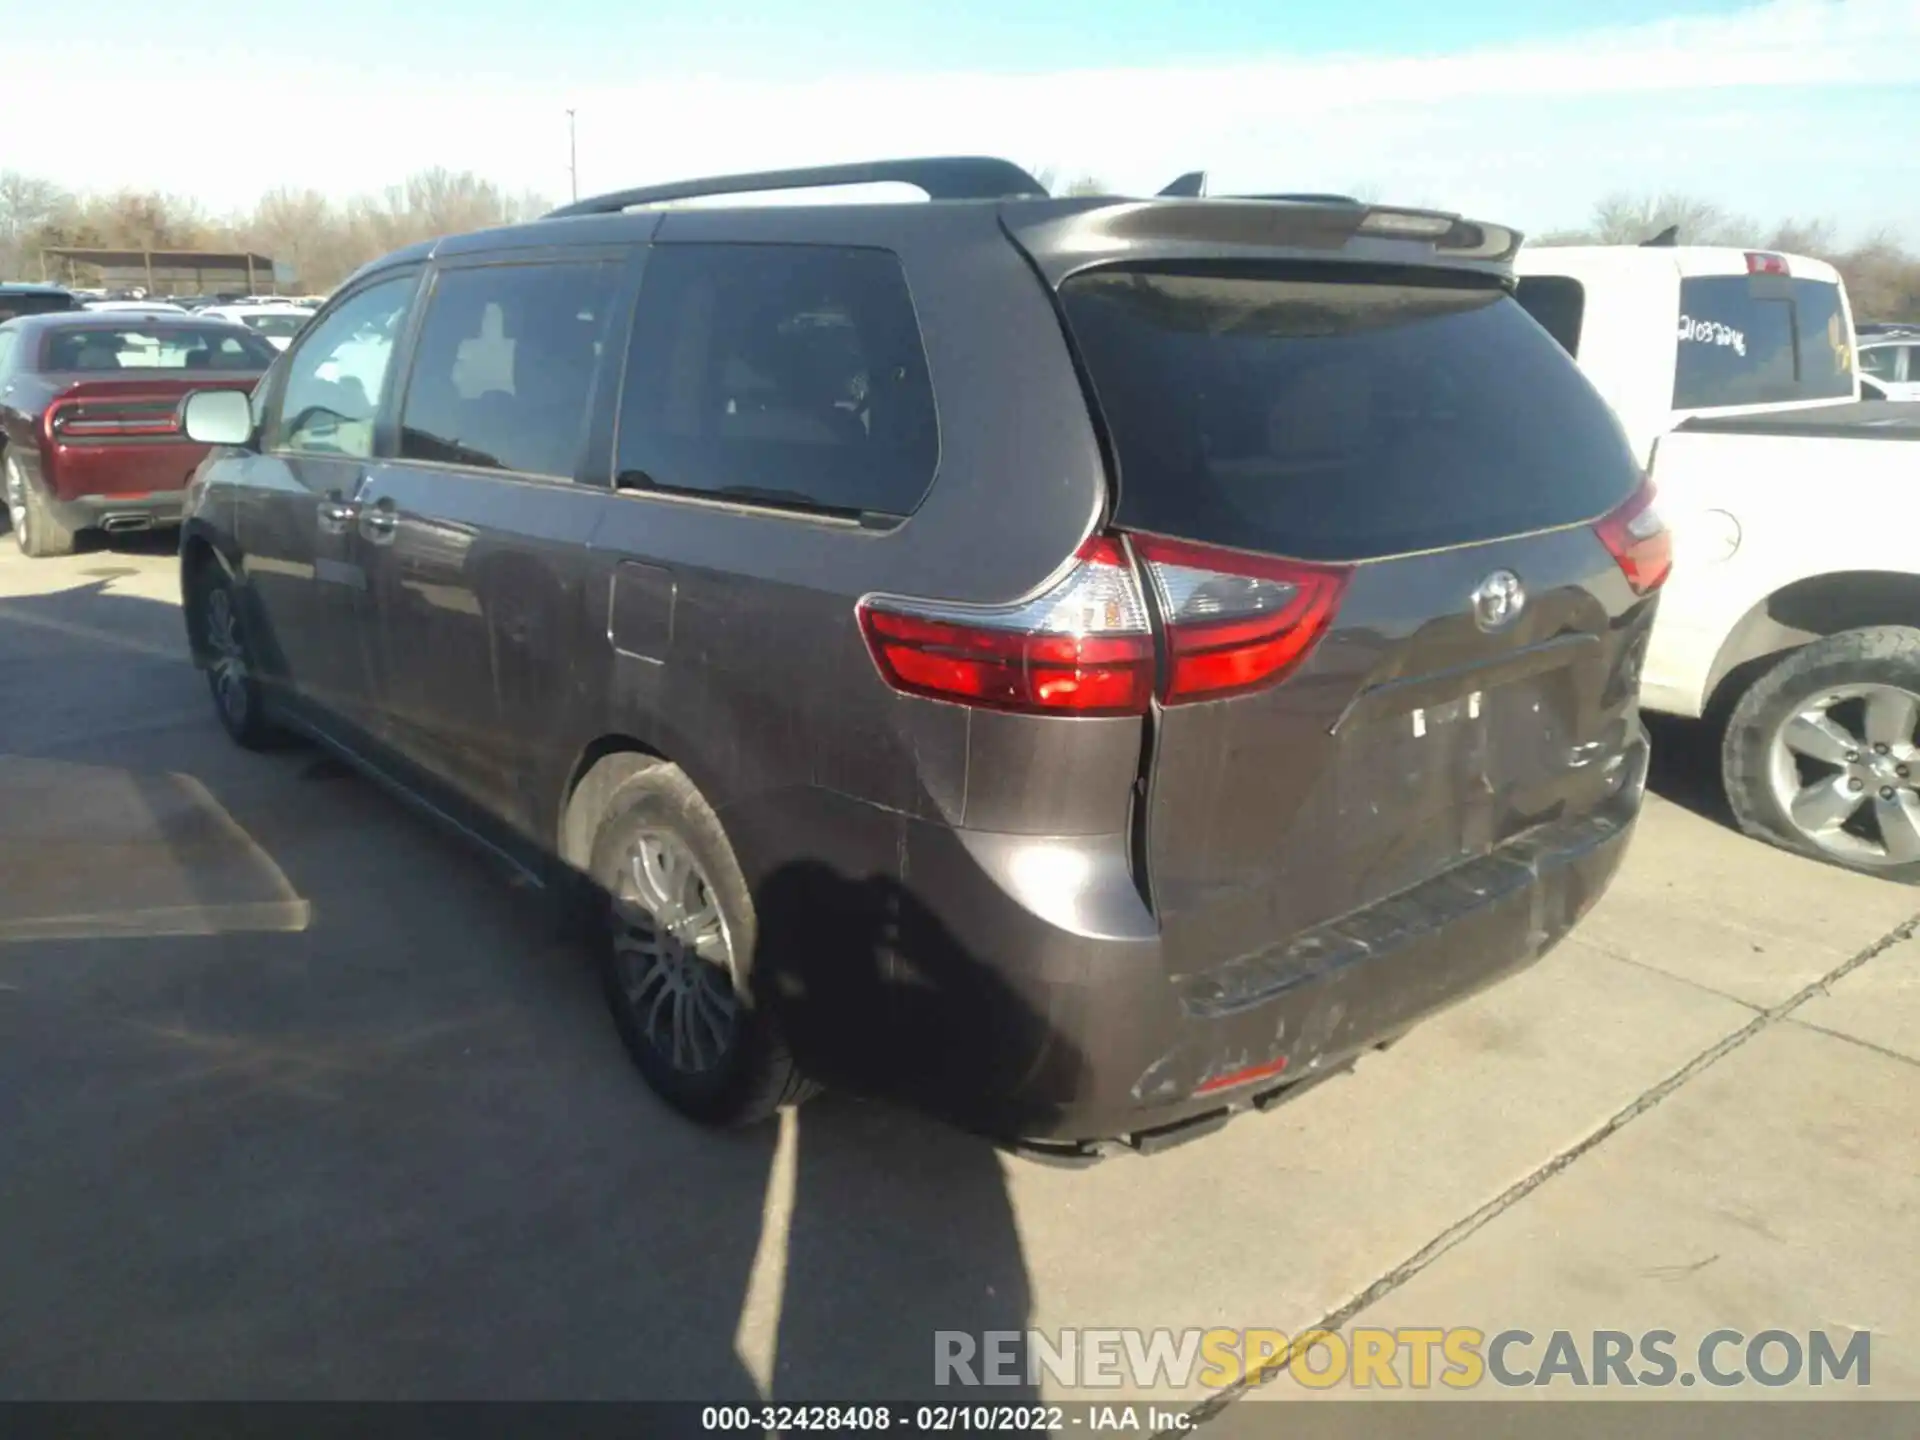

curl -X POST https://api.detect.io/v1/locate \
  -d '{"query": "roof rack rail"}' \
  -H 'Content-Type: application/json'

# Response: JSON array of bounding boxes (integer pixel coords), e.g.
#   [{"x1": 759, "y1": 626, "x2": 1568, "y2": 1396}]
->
[{"x1": 545, "y1": 156, "x2": 1048, "y2": 218}]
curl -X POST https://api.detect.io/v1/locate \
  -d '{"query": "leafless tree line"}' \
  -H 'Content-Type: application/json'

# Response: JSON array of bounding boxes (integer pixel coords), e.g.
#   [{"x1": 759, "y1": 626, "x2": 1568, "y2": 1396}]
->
[
  {"x1": 1537, "y1": 193, "x2": 1920, "y2": 321},
  {"x1": 2, "y1": 167, "x2": 1915, "y2": 319},
  {"x1": 0, "y1": 168, "x2": 549, "y2": 294}
]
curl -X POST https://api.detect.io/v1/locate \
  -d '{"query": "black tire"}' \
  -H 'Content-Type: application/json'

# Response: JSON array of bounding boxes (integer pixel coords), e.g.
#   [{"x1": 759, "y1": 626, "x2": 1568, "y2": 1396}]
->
[
  {"x1": 1722, "y1": 625, "x2": 1920, "y2": 883},
  {"x1": 6, "y1": 453, "x2": 76, "y2": 558},
  {"x1": 187, "y1": 565, "x2": 287, "y2": 751},
  {"x1": 584, "y1": 758, "x2": 814, "y2": 1126}
]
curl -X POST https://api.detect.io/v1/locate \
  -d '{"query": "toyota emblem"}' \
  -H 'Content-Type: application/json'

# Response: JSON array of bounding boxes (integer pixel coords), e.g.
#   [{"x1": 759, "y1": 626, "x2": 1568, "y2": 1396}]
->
[{"x1": 1470, "y1": 570, "x2": 1526, "y2": 632}]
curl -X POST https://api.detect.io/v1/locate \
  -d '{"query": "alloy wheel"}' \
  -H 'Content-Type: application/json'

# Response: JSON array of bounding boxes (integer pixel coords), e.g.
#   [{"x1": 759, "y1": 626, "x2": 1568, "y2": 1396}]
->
[
  {"x1": 610, "y1": 829, "x2": 740, "y2": 1074},
  {"x1": 1768, "y1": 682, "x2": 1920, "y2": 867},
  {"x1": 203, "y1": 585, "x2": 251, "y2": 729}
]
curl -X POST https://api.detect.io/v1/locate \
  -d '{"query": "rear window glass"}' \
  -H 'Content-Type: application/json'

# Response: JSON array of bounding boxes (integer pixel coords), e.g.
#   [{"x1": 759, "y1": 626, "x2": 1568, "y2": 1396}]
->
[
  {"x1": 1673, "y1": 276, "x2": 1853, "y2": 410},
  {"x1": 1515, "y1": 276, "x2": 1586, "y2": 357},
  {"x1": 240, "y1": 313, "x2": 310, "y2": 340},
  {"x1": 0, "y1": 292, "x2": 76, "y2": 321},
  {"x1": 615, "y1": 243, "x2": 939, "y2": 519},
  {"x1": 1061, "y1": 268, "x2": 1640, "y2": 562},
  {"x1": 40, "y1": 326, "x2": 276, "y2": 371}
]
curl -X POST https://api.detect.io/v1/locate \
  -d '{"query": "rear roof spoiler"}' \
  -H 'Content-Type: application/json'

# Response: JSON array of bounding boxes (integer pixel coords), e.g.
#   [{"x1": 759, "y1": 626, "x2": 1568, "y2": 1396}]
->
[{"x1": 1003, "y1": 198, "x2": 1523, "y2": 286}]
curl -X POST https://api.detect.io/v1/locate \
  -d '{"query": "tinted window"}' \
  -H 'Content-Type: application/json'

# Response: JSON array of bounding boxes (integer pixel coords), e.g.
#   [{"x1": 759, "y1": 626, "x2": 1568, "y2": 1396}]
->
[
  {"x1": 1673, "y1": 276, "x2": 1854, "y2": 409},
  {"x1": 40, "y1": 326, "x2": 276, "y2": 371},
  {"x1": 399, "y1": 262, "x2": 620, "y2": 478},
  {"x1": 1515, "y1": 275, "x2": 1586, "y2": 357},
  {"x1": 1060, "y1": 268, "x2": 1639, "y2": 562},
  {"x1": 0, "y1": 291, "x2": 75, "y2": 321},
  {"x1": 0, "y1": 329, "x2": 15, "y2": 378},
  {"x1": 271, "y1": 274, "x2": 415, "y2": 458},
  {"x1": 615, "y1": 244, "x2": 938, "y2": 518}
]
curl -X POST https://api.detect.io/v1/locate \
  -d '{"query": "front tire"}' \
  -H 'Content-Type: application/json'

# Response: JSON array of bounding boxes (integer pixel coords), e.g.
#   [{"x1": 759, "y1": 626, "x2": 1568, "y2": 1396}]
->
[
  {"x1": 1722, "y1": 626, "x2": 1920, "y2": 882},
  {"x1": 6, "y1": 453, "x2": 76, "y2": 558},
  {"x1": 585, "y1": 759, "x2": 814, "y2": 1126},
  {"x1": 188, "y1": 565, "x2": 285, "y2": 751}
]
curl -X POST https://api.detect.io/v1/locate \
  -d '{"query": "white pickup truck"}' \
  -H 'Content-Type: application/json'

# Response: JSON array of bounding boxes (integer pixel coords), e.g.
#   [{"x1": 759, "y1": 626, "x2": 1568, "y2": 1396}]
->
[{"x1": 1517, "y1": 243, "x2": 1920, "y2": 880}]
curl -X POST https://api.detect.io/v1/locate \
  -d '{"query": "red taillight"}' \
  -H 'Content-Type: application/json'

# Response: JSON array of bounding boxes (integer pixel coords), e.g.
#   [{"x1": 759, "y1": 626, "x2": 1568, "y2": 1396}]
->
[
  {"x1": 1745, "y1": 251, "x2": 1790, "y2": 276},
  {"x1": 47, "y1": 400, "x2": 181, "y2": 440},
  {"x1": 859, "y1": 533, "x2": 1350, "y2": 714},
  {"x1": 857, "y1": 537, "x2": 1156, "y2": 716},
  {"x1": 1594, "y1": 478, "x2": 1672, "y2": 595},
  {"x1": 1132, "y1": 535, "x2": 1350, "y2": 704}
]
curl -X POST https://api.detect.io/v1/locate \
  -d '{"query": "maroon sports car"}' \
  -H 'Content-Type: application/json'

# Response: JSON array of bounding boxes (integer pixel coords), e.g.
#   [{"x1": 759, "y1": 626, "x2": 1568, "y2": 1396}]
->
[{"x1": 0, "y1": 311, "x2": 276, "y2": 556}]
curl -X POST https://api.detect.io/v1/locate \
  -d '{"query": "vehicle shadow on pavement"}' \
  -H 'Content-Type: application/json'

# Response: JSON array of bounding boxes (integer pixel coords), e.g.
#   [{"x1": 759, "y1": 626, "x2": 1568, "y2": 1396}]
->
[
  {"x1": 1643, "y1": 711, "x2": 1736, "y2": 827},
  {"x1": 0, "y1": 580, "x2": 1040, "y2": 1403}
]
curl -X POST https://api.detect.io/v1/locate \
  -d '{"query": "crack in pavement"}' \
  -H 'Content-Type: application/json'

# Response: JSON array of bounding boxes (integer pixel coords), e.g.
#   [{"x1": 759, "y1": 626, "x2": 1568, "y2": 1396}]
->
[{"x1": 1176, "y1": 904, "x2": 1920, "y2": 1433}]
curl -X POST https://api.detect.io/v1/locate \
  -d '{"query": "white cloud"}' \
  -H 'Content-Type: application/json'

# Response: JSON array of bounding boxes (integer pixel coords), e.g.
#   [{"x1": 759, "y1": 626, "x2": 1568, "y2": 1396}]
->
[{"x1": 6, "y1": 0, "x2": 1917, "y2": 238}]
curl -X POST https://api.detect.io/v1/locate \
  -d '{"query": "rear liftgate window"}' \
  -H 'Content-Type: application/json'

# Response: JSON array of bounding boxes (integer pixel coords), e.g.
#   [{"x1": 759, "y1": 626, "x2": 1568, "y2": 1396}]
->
[
  {"x1": 1060, "y1": 268, "x2": 1642, "y2": 562},
  {"x1": 1673, "y1": 275, "x2": 1854, "y2": 410}
]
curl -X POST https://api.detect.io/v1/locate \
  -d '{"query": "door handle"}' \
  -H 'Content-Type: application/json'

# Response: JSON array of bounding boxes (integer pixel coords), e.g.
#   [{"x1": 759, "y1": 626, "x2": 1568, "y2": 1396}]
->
[
  {"x1": 317, "y1": 497, "x2": 358, "y2": 534},
  {"x1": 360, "y1": 500, "x2": 398, "y2": 544}
]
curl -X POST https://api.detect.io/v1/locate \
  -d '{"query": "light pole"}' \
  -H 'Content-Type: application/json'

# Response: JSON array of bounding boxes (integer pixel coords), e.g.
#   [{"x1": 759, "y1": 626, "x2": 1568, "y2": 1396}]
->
[{"x1": 566, "y1": 109, "x2": 578, "y2": 203}]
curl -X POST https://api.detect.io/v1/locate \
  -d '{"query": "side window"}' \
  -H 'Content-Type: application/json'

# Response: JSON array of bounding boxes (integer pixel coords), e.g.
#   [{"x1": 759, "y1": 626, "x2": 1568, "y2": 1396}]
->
[
  {"x1": 269, "y1": 275, "x2": 415, "y2": 458},
  {"x1": 1673, "y1": 275, "x2": 1854, "y2": 409},
  {"x1": 0, "y1": 329, "x2": 16, "y2": 379},
  {"x1": 1860, "y1": 345, "x2": 1899, "y2": 380},
  {"x1": 399, "y1": 262, "x2": 621, "y2": 478},
  {"x1": 1789, "y1": 278, "x2": 1855, "y2": 399},
  {"x1": 1901, "y1": 346, "x2": 1920, "y2": 384},
  {"x1": 615, "y1": 243, "x2": 939, "y2": 518},
  {"x1": 1515, "y1": 276, "x2": 1585, "y2": 358}
]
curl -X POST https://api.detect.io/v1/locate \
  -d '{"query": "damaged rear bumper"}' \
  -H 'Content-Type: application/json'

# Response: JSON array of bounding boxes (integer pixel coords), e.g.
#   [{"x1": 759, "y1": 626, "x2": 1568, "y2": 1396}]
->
[{"x1": 931, "y1": 729, "x2": 1650, "y2": 1157}]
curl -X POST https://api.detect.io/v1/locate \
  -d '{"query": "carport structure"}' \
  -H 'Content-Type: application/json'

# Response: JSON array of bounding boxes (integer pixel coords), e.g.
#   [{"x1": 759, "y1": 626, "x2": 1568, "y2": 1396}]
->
[{"x1": 38, "y1": 246, "x2": 282, "y2": 297}]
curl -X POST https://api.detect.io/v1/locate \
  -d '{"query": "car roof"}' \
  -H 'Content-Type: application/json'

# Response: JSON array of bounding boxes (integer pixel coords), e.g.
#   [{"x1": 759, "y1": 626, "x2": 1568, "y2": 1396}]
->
[
  {"x1": 8, "y1": 310, "x2": 253, "y2": 333},
  {"x1": 1516, "y1": 244, "x2": 1844, "y2": 286},
  {"x1": 0, "y1": 281, "x2": 72, "y2": 294},
  {"x1": 336, "y1": 155, "x2": 1522, "y2": 290}
]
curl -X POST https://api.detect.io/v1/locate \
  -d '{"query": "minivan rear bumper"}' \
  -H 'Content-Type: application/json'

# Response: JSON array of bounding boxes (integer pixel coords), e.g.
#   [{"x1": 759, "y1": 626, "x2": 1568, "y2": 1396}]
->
[{"x1": 822, "y1": 725, "x2": 1649, "y2": 1155}]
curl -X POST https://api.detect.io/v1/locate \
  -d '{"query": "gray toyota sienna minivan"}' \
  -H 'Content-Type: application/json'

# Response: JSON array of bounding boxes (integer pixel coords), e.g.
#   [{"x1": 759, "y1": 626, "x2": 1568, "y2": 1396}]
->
[{"x1": 177, "y1": 158, "x2": 1665, "y2": 1160}]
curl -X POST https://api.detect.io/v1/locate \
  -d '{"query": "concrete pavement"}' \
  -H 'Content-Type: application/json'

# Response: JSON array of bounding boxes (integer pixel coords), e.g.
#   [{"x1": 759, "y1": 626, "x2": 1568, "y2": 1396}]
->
[{"x1": 0, "y1": 537, "x2": 1914, "y2": 1410}]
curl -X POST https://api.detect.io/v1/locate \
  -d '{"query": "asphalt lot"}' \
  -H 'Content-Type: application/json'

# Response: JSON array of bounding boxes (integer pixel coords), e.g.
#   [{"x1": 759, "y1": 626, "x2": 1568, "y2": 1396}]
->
[{"x1": 1, "y1": 535, "x2": 1915, "y2": 1408}]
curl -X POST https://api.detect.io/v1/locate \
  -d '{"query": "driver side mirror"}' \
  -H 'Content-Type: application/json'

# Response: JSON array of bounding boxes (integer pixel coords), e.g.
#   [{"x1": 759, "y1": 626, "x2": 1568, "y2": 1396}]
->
[{"x1": 182, "y1": 388, "x2": 254, "y2": 446}]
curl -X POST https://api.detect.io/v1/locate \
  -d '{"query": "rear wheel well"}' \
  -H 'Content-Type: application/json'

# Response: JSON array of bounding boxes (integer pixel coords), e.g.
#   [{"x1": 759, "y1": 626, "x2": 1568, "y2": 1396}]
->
[
  {"x1": 1705, "y1": 570, "x2": 1920, "y2": 719},
  {"x1": 558, "y1": 737, "x2": 668, "y2": 870}
]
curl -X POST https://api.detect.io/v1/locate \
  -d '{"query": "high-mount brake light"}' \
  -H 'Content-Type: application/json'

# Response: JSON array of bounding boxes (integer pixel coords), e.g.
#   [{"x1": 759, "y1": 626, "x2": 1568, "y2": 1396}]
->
[
  {"x1": 1593, "y1": 477, "x2": 1672, "y2": 596},
  {"x1": 1745, "y1": 252, "x2": 1790, "y2": 276},
  {"x1": 1132, "y1": 535, "x2": 1351, "y2": 704},
  {"x1": 1358, "y1": 209, "x2": 1455, "y2": 238}
]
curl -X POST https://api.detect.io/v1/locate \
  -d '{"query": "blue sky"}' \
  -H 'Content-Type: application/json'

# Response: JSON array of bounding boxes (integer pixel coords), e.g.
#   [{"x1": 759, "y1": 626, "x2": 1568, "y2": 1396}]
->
[{"x1": 7, "y1": 0, "x2": 1919, "y2": 241}]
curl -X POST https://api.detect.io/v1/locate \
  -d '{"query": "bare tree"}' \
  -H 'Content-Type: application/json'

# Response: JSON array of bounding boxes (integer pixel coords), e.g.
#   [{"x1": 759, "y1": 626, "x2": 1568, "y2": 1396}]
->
[
  {"x1": 1588, "y1": 192, "x2": 1758, "y2": 247},
  {"x1": 0, "y1": 171, "x2": 68, "y2": 277}
]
